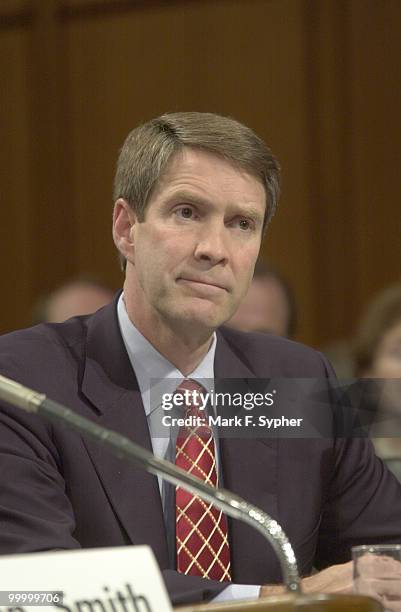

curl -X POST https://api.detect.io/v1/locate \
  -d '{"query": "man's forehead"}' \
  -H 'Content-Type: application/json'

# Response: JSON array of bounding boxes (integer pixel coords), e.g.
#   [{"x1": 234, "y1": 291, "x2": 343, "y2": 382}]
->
[{"x1": 152, "y1": 146, "x2": 266, "y2": 203}]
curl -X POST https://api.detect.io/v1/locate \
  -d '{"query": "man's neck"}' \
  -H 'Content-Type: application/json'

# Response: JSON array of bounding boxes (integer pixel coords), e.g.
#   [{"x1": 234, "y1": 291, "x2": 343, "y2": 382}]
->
[{"x1": 122, "y1": 289, "x2": 214, "y2": 376}]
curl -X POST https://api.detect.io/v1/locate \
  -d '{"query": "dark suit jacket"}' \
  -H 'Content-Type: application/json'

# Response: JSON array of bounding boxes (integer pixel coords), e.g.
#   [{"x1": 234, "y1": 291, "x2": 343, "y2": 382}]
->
[{"x1": 1, "y1": 297, "x2": 401, "y2": 605}]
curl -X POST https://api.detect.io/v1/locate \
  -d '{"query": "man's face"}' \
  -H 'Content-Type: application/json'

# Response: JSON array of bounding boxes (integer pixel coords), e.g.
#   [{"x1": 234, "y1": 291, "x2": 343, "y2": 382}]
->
[{"x1": 125, "y1": 148, "x2": 266, "y2": 334}]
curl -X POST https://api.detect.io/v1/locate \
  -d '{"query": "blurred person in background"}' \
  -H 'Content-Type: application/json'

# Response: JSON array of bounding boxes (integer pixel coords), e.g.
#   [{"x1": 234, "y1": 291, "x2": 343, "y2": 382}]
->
[
  {"x1": 33, "y1": 279, "x2": 114, "y2": 323},
  {"x1": 226, "y1": 260, "x2": 296, "y2": 337},
  {"x1": 354, "y1": 283, "x2": 401, "y2": 480}
]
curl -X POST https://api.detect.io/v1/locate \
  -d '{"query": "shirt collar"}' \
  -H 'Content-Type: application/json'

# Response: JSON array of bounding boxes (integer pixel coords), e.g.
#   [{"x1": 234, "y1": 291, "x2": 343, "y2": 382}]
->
[{"x1": 117, "y1": 293, "x2": 216, "y2": 416}]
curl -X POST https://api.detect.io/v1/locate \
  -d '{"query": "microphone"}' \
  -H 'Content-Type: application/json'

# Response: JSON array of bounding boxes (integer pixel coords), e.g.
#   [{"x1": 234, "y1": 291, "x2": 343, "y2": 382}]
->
[{"x1": 0, "y1": 373, "x2": 300, "y2": 593}]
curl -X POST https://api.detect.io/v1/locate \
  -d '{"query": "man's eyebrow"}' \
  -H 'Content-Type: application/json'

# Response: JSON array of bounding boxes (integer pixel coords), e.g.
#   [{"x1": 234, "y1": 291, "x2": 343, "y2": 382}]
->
[
  {"x1": 239, "y1": 207, "x2": 264, "y2": 224},
  {"x1": 166, "y1": 190, "x2": 211, "y2": 207},
  {"x1": 167, "y1": 191, "x2": 264, "y2": 223}
]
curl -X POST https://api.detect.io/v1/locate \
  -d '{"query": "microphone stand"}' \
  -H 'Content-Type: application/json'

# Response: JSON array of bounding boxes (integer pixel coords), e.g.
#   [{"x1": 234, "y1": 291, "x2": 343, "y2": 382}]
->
[{"x1": 0, "y1": 374, "x2": 300, "y2": 593}]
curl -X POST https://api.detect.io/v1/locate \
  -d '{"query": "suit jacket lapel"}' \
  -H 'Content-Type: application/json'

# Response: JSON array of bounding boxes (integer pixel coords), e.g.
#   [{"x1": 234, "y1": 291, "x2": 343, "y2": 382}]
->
[
  {"x1": 215, "y1": 330, "x2": 281, "y2": 583},
  {"x1": 78, "y1": 297, "x2": 169, "y2": 568}
]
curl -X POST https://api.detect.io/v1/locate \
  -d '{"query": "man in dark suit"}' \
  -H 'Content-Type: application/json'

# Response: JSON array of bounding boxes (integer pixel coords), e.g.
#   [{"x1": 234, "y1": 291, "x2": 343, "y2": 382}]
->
[{"x1": 1, "y1": 112, "x2": 401, "y2": 605}]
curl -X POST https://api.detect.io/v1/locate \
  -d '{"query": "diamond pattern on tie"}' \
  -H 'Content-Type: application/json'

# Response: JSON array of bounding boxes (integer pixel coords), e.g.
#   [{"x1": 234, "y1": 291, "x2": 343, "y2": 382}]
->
[{"x1": 175, "y1": 379, "x2": 231, "y2": 582}]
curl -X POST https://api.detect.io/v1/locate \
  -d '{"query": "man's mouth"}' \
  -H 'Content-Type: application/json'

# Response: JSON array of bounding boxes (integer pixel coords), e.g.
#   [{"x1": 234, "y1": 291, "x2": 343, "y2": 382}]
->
[{"x1": 177, "y1": 277, "x2": 228, "y2": 292}]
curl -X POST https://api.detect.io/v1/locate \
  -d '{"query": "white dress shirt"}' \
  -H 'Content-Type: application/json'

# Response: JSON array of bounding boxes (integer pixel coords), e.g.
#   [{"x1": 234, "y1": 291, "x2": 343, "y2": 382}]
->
[{"x1": 117, "y1": 294, "x2": 260, "y2": 603}]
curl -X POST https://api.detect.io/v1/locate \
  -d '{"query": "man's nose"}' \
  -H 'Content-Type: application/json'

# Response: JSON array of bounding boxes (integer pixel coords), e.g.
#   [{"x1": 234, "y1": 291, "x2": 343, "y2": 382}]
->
[{"x1": 193, "y1": 223, "x2": 229, "y2": 265}]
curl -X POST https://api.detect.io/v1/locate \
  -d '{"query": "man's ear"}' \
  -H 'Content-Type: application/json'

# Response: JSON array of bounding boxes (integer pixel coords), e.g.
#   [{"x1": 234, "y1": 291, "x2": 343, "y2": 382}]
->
[{"x1": 112, "y1": 199, "x2": 136, "y2": 265}]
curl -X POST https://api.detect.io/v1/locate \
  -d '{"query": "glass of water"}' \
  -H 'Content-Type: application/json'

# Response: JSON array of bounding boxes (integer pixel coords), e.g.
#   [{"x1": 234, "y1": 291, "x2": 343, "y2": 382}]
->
[{"x1": 353, "y1": 545, "x2": 401, "y2": 611}]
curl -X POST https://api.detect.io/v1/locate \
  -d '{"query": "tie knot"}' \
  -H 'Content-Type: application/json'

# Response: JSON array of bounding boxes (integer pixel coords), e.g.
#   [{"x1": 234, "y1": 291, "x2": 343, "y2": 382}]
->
[{"x1": 175, "y1": 379, "x2": 206, "y2": 416}]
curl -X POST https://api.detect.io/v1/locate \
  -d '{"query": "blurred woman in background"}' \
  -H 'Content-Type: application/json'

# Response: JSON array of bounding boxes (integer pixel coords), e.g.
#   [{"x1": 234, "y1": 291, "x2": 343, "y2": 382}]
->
[{"x1": 354, "y1": 283, "x2": 401, "y2": 480}]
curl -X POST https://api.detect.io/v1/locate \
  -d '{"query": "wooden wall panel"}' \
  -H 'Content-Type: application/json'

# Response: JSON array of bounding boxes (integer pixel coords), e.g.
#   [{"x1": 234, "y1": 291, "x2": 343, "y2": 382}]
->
[
  {"x1": 349, "y1": 0, "x2": 401, "y2": 319},
  {"x1": 1, "y1": 1, "x2": 76, "y2": 332},
  {"x1": 27, "y1": 0, "x2": 76, "y2": 293},
  {"x1": 0, "y1": 0, "x2": 32, "y2": 22},
  {"x1": 0, "y1": 26, "x2": 33, "y2": 332},
  {"x1": 303, "y1": 0, "x2": 355, "y2": 344}
]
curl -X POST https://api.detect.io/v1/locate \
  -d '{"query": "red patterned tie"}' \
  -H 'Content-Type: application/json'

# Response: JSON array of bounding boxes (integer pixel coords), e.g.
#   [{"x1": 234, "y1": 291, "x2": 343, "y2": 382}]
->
[{"x1": 175, "y1": 379, "x2": 231, "y2": 582}]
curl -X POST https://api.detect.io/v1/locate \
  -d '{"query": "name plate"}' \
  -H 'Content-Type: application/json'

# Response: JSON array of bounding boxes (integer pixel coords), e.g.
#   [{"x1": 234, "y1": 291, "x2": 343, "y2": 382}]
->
[{"x1": 0, "y1": 546, "x2": 172, "y2": 612}]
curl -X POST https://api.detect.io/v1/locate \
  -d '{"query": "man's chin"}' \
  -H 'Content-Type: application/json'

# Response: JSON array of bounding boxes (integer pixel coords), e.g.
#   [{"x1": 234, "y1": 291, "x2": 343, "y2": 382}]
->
[{"x1": 172, "y1": 303, "x2": 229, "y2": 332}]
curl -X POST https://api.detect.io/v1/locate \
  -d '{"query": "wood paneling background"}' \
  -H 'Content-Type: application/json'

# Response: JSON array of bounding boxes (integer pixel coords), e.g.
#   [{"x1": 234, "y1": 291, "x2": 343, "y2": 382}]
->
[{"x1": 1, "y1": 0, "x2": 400, "y2": 347}]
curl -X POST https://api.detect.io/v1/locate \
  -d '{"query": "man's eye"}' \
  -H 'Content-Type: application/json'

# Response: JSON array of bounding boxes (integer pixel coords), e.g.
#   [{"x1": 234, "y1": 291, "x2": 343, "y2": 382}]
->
[
  {"x1": 238, "y1": 218, "x2": 252, "y2": 231},
  {"x1": 176, "y1": 207, "x2": 194, "y2": 219}
]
